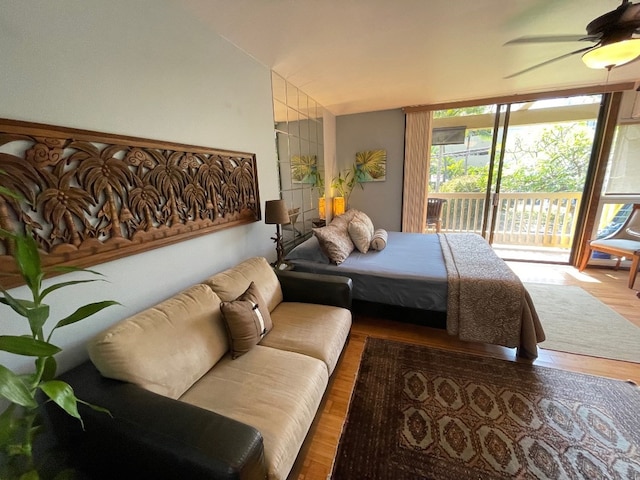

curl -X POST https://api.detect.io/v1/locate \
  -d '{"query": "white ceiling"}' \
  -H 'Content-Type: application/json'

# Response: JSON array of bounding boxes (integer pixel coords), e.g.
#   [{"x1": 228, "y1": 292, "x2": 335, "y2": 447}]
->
[{"x1": 181, "y1": 0, "x2": 640, "y2": 116}]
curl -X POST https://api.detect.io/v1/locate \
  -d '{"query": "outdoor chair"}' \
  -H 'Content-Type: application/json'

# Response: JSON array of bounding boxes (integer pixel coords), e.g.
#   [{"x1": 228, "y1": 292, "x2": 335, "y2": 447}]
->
[
  {"x1": 425, "y1": 198, "x2": 446, "y2": 233},
  {"x1": 579, "y1": 203, "x2": 640, "y2": 289}
]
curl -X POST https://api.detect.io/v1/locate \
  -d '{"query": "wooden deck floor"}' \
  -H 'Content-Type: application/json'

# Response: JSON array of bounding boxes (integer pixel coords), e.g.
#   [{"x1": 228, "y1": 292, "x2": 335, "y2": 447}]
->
[{"x1": 291, "y1": 262, "x2": 640, "y2": 480}]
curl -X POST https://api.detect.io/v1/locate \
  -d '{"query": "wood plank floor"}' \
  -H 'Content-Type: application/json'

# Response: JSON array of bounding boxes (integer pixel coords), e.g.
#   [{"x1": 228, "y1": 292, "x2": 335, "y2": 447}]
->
[{"x1": 291, "y1": 262, "x2": 640, "y2": 480}]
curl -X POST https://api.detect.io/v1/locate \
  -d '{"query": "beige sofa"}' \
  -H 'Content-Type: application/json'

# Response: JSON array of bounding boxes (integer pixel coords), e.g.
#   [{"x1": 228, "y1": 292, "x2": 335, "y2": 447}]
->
[{"x1": 51, "y1": 257, "x2": 352, "y2": 480}]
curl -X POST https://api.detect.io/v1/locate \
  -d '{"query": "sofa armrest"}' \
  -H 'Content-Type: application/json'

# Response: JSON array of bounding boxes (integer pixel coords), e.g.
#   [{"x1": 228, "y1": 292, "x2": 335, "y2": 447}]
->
[
  {"x1": 48, "y1": 361, "x2": 266, "y2": 480},
  {"x1": 276, "y1": 270, "x2": 352, "y2": 309}
]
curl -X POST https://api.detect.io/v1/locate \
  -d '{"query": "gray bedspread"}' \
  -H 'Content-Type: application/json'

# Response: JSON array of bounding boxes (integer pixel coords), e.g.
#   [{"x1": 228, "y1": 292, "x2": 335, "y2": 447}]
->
[{"x1": 286, "y1": 232, "x2": 448, "y2": 311}]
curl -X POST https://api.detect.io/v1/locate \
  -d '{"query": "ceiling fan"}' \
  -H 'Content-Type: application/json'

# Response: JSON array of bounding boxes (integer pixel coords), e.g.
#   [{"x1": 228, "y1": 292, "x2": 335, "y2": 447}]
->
[{"x1": 504, "y1": 0, "x2": 640, "y2": 78}]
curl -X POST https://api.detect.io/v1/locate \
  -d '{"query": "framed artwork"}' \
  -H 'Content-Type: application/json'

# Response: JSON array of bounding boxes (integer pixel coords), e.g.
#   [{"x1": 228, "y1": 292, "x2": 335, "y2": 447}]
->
[
  {"x1": 355, "y1": 149, "x2": 386, "y2": 182},
  {"x1": 291, "y1": 155, "x2": 319, "y2": 184},
  {"x1": 0, "y1": 118, "x2": 260, "y2": 288}
]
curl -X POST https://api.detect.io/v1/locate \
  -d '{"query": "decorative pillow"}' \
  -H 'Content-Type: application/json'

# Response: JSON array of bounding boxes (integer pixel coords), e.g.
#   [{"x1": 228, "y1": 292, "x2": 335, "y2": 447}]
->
[
  {"x1": 348, "y1": 219, "x2": 373, "y2": 253},
  {"x1": 370, "y1": 228, "x2": 388, "y2": 251},
  {"x1": 353, "y1": 211, "x2": 374, "y2": 236},
  {"x1": 285, "y1": 236, "x2": 331, "y2": 264},
  {"x1": 313, "y1": 224, "x2": 354, "y2": 264},
  {"x1": 220, "y1": 282, "x2": 273, "y2": 359},
  {"x1": 329, "y1": 214, "x2": 349, "y2": 231}
]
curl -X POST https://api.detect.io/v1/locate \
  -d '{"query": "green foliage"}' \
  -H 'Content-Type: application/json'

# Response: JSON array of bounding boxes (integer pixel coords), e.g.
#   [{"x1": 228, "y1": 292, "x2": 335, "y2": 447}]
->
[
  {"x1": 0, "y1": 225, "x2": 119, "y2": 479},
  {"x1": 433, "y1": 106, "x2": 490, "y2": 118},
  {"x1": 331, "y1": 164, "x2": 364, "y2": 203},
  {"x1": 432, "y1": 123, "x2": 592, "y2": 193}
]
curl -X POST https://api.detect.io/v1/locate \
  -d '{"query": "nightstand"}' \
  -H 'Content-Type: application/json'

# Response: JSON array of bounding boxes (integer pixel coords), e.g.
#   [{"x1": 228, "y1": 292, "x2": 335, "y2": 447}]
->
[{"x1": 312, "y1": 218, "x2": 326, "y2": 228}]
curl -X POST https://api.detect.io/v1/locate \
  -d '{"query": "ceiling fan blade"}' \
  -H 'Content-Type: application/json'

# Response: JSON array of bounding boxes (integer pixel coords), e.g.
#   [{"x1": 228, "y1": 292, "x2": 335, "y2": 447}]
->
[
  {"x1": 504, "y1": 34, "x2": 598, "y2": 45},
  {"x1": 504, "y1": 46, "x2": 595, "y2": 79}
]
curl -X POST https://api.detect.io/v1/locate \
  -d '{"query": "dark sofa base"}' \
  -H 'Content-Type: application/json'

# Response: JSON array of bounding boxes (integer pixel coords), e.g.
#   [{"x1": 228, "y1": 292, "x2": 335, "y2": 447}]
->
[{"x1": 47, "y1": 361, "x2": 266, "y2": 480}]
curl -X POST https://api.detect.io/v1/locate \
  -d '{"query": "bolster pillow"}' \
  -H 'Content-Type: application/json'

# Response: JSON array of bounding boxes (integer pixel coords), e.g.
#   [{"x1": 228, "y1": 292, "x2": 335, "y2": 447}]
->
[{"x1": 370, "y1": 229, "x2": 388, "y2": 251}]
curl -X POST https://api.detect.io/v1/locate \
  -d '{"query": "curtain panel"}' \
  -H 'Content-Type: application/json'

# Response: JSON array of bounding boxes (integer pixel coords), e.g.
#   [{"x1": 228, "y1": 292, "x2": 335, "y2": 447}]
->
[{"x1": 402, "y1": 110, "x2": 433, "y2": 232}]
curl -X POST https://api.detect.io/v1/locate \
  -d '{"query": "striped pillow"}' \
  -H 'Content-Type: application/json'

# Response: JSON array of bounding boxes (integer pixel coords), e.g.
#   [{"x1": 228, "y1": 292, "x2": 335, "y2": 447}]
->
[
  {"x1": 220, "y1": 282, "x2": 272, "y2": 358},
  {"x1": 370, "y1": 228, "x2": 388, "y2": 251}
]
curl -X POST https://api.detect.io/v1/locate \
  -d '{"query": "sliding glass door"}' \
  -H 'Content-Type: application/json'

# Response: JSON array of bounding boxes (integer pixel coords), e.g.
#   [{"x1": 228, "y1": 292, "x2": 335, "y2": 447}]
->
[{"x1": 430, "y1": 94, "x2": 602, "y2": 263}]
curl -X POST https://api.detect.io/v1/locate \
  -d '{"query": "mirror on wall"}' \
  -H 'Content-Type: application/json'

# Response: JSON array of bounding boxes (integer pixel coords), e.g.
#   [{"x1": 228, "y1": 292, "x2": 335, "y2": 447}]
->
[{"x1": 272, "y1": 71, "x2": 325, "y2": 251}]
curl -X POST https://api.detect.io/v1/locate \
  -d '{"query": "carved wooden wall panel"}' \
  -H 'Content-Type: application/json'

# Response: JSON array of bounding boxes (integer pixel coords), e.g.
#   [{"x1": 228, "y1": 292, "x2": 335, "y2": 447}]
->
[{"x1": 0, "y1": 119, "x2": 261, "y2": 288}]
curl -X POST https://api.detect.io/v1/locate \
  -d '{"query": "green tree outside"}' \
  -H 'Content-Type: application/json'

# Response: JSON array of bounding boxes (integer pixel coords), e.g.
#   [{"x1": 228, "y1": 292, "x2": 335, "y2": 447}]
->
[{"x1": 431, "y1": 122, "x2": 593, "y2": 193}]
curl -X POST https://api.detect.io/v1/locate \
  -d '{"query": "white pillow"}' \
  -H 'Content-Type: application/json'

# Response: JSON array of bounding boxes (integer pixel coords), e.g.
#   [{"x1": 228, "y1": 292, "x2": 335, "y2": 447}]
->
[
  {"x1": 348, "y1": 219, "x2": 373, "y2": 253},
  {"x1": 353, "y1": 211, "x2": 374, "y2": 236}
]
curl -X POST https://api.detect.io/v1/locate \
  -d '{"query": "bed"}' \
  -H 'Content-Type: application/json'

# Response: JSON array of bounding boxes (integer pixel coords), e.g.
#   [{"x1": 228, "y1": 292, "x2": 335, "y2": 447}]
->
[{"x1": 285, "y1": 230, "x2": 545, "y2": 359}]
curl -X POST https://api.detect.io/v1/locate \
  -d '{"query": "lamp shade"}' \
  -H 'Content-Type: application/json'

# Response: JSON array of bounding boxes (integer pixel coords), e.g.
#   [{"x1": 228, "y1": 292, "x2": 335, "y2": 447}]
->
[
  {"x1": 265, "y1": 199, "x2": 291, "y2": 225},
  {"x1": 582, "y1": 39, "x2": 640, "y2": 69}
]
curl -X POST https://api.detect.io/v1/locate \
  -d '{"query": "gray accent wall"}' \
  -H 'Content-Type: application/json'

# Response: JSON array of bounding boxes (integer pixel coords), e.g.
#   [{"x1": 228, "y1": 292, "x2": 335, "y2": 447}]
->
[{"x1": 336, "y1": 109, "x2": 405, "y2": 231}]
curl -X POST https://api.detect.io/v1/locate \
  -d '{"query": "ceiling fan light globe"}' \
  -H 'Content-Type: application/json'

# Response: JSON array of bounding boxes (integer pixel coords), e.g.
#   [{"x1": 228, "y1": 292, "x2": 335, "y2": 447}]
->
[{"x1": 582, "y1": 39, "x2": 640, "y2": 69}]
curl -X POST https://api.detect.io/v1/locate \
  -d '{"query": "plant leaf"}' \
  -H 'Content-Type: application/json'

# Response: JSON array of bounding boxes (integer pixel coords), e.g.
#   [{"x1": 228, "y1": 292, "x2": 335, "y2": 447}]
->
[
  {"x1": 0, "y1": 336, "x2": 60, "y2": 357},
  {"x1": 0, "y1": 289, "x2": 32, "y2": 318},
  {"x1": 0, "y1": 186, "x2": 22, "y2": 200},
  {"x1": 18, "y1": 469, "x2": 39, "y2": 480},
  {"x1": 25, "y1": 304, "x2": 49, "y2": 337},
  {"x1": 50, "y1": 265, "x2": 105, "y2": 277},
  {"x1": 39, "y1": 380, "x2": 83, "y2": 428},
  {"x1": 40, "y1": 279, "x2": 104, "y2": 300},
  {"x1": 78, "y1": 399, "x2": 112, "y2": 417},
  {"x1": 39, "y1": 356, "x2": 58, "y2": 382},
  {"x1": 53, "y1": 301, "x2": 119, "y2": 330},
  {"x1": 14, "y1": 233, "x2": 42, "y2": 294},
  {"x1": 0, "y1": 365, "x2": 37, "y2": 408},
  {"x1": 0, "y1": 227, "x2": 17, "y2": 240},
  {"x1": 0, "y1": 403, "x2": 17, "y2": 445}
]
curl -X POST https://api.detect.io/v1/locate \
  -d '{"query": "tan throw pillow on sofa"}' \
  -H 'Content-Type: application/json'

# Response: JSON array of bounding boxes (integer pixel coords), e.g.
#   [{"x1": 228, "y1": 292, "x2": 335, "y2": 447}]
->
[
  {"x1": 220, "y1": 282, "x2": 273, "y2": 359},
  {"x1": 313, "y1": 224, "x2": 354, "y2": 264}
]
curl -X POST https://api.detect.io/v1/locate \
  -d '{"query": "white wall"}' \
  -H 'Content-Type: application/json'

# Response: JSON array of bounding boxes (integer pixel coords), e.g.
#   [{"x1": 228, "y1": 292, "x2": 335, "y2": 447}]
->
[
  {"x1": 336, "y1": 109, "x2": 405, "y2": 230},
  {"x1": 0, "y1": 1, "x2": 280, "y2": 374}
]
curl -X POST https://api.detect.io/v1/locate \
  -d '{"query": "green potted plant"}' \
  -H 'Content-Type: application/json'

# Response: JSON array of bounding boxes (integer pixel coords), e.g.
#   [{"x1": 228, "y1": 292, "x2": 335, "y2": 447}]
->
[
  {"x1": 0, "y1": 190, "x2": 118, "y2": 479},
  {"x1": 330, "y1": 164, "x2": 364, "y2": 214}
]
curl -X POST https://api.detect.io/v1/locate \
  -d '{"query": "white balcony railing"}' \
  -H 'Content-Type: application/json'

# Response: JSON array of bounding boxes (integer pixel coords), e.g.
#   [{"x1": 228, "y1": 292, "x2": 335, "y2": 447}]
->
[{"x1": 434, "y1": 192, "x2": 582, "y2": 249}]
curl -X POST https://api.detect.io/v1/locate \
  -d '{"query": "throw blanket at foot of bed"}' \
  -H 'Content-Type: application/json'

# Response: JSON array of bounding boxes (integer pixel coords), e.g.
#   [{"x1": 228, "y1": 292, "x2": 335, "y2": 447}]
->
[{"x1": 438, "y1": 233, "x2": 545, "y2": 359}]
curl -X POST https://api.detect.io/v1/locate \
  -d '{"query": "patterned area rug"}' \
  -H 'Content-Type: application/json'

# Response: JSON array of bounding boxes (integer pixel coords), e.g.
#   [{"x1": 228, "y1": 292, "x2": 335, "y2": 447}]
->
[{"x1": 331, "y1": 338, "x2": 640, "y2": 480}]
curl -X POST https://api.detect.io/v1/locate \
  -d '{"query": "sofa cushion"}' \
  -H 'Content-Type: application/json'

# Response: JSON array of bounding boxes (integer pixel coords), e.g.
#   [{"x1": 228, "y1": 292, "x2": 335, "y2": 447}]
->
[
  {"x1": 220, "y1": 282, "x2": 273, "y2": 358},
  {"x1": 180, "y1": 345, "x2": 328, "y2": 480},
  {"x1": 261, "y1": 302, "x2": 351, "y2": 375},
  {"x1": 204, "y1": 257, "x2": 283, "y2": 313},
  {"x1": 87, "y1": 284, "x2": 228, "y2": 399}
]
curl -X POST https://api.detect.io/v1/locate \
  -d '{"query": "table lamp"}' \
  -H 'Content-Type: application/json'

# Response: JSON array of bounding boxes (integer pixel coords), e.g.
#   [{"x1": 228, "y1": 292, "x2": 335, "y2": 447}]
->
[
  {"x1": 318, "y1": 197, "x2": 326, "y2": 220},
  {"x1": 265, "y1": 199, "x2": 291, "y2": 267}
]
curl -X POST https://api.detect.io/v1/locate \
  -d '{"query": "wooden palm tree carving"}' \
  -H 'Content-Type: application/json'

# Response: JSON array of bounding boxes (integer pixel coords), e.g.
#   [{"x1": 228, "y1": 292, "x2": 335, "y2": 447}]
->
[{"x1": 0, "y1": 119, "x2": 261, "y2": 288}]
